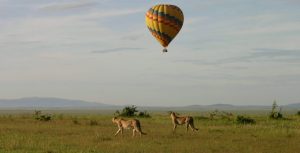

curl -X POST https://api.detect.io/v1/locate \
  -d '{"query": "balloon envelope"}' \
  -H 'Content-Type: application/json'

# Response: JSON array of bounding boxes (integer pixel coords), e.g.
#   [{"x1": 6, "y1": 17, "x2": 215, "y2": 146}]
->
[{"x1": 145, "y1": 4, "x2": 184, "y2": 49}]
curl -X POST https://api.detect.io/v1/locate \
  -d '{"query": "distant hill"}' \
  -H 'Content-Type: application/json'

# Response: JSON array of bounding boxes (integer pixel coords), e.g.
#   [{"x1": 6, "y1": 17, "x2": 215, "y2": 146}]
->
[
  {"x1": 0, "y1": 97, "x2": 119, "y2": 109},
  {"x1": 0, "y1": 97, "x2": 299, "y2": 110},
  {"x1": 139, "y1": 103, "x2": 300, "y2": 111},
  {"x1": 285, "y1": 103, "x2": 300, "y2": 109},
  {"x1": 185, "y1": 104, "x2": 237, "y2": 110}
]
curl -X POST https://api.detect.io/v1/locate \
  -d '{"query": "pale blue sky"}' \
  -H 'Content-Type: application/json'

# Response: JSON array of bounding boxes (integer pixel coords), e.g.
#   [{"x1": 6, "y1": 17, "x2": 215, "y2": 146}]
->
[{"x1": 0, "y1": 0, "x2": 299, "y2": 106}]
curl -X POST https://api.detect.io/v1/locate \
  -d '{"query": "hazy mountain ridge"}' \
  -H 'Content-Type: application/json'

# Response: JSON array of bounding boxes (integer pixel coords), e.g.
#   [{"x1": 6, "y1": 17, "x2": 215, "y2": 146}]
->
[
  {"x1": 0, "y1": 97, "x2": 299, "y2": 110},
  {"x1": 0, "y1": 97, "x2": 117, "y2": 109}
]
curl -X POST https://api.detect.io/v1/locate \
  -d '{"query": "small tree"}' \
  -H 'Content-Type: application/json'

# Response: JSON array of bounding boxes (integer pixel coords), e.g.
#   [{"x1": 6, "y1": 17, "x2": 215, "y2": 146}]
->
[
  {"x1": 34, "y1": 110, "x2": 52, "y2": 121},
  {"x1": 34, "y1": 110, "x2": 42, "y2": 119},
  {"x1": 236, "y1": 115, "x2": 255, "y2": 124},
  {"x1": 209, "y1": 109, "x2": 218, "y2": 120},
  {"x1": 137, "y1": 111, "x2": 151, "y2": 118},
  {"x1": 116, "y1": 105, "x2": 138, "y2": 117},
  {"x1": 297, "y1": 110, "x2": 300, "y2": 116},
  {"x1": 115, "y1": 106, "x2": 151, "y2": 118},
  {"x1": 209, "y1": 110, "x2": 234, "y2": 121},
  {"x1": 89, "y1": 120, "x2": 98, "y2": 126},
  {"x1": 269, "y1": 100, "x2": 283, "y2": 119}
]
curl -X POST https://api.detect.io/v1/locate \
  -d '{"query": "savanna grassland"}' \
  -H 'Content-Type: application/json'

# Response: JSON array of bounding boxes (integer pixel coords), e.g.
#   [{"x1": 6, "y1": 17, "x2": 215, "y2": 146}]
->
[{"x1": 0, "y1": 110, "x2": 299, "y2": 153}]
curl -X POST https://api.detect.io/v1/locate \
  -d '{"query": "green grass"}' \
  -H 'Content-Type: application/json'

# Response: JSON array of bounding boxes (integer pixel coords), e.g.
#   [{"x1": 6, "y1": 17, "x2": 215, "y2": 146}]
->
[{"x1": 0, "y1": 112, "x2": 299, "y2": 153}]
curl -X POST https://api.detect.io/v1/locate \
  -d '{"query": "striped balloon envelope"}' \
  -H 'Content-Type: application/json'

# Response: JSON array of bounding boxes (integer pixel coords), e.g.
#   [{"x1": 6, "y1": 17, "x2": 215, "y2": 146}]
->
[{"x1": 145, "y1": 4, "x2": 184, "y2": 52}]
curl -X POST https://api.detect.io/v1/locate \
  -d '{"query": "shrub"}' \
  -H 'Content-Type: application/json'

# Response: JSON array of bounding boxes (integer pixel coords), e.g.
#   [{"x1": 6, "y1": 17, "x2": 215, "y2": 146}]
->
[
  {"x1": 236, "y1": 115, "x2": 255, "y2": 124},
  {"x1": 38, "y1": 115, "x2": 52, "y2": 121},
  {"x1": 34, "y1": 110, "x2": 52, "y2": 121},
  {"x1": 72, "y1": 117, "x2": 80, "y2": 125},
  {"x1": 89, "y1": 120, "x2": 98, "y2": 126},
  {"x1": 269, "y1": 101, "x2": 283, "y2": 119},
  {"x1": 115, "y1": 106, "x2": 151, "y2": 118},
  {"x1": 115, "y1": 105, "x2": 138, "y2": 117},
  {"x1": 56, "y1": 114, "x2": 64, "y2": 120},
  {"x1": 209, "y1": 110, "x2": 234, "y2": 121},
  {"x1": 137, "y1": 111, "x2": 151, "y2": 118},
  {"x1": 114, "y1": 110, "x2": 120, "y2": 116},
  {"x1": 297, "y1": 111, "x2": 300, "y2": 116},
  {"x1": 34, "y1": 110, "x2": 41, "y2": 118}
]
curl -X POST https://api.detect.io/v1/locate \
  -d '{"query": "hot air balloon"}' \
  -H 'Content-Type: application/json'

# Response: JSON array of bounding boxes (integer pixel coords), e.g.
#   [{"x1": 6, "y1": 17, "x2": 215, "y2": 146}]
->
[{"x1": 145, "y1": 4, "x2": 184, "y2": 53}]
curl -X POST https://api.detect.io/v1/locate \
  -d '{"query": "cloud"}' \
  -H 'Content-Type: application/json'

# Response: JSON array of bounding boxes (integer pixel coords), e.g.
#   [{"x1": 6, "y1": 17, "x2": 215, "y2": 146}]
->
[
  {"x1": 226, "y1": 48, "x2": 300, "y2": 63},
  {"x1": 252, "y1": 48, "x2": 300, "y2": 57},
  {"x1": 39, "y1": 1, "x2": 98, "y2": 12},
  {"x1": 185, "y1": 16, "x2": 208, "y2": 25},
  {"x1": 247, "y1": 48, "x2": 300, "y2": 63},
  {"x1": 121, "y1": 34, "x2": 144, "y2": 41},
  {"x1": 176, "y1": 48, "x2": 300, "y2": 65},
  {"x1": 83, "y1": 8, "x2": 144, "y2": 19},
  {"x1": 230, "y1": 22, "x2": 300, "y2": 36},
  {"x1": 91, "y1": 47, "x2": 144, "y2": 54},
  {"x1": 0, "y1": 40, "x2": 41, "y2": 45},
  {"x1": 0, "y1": 4, "x2": 145, "y2": 51},
  {"x1": 185, "y1": 10, "x2": 300, "y2": 39}
]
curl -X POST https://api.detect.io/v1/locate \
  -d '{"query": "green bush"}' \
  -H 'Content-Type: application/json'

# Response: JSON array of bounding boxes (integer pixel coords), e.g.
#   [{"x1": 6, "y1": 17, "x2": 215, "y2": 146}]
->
[
  {"x1": 72, "y1": 117, "x2": 80, "y2": 125},
  {"x1": 297, "y1": 111, "x2": 300, "y2": 116},
  {"x1": 137, "y1": 111, "x2": 151, "y2": 118},
  {"x1": 34, "y1": 110, "x2": 52, "y2": 121},
  {"x1": 269, "y1": 101, "x2": 283, "y2": 119},
  {"x1": 56, "y1": 114, "x2": 64, "y2": 120},
  {"x1": 115, "y1": 105, "x2": 138, "y2": 117},
  {"x1": 269, "y1": 112, "x2": 283, "y2": 119},
  {"x1": 236, "y1": 115, "x2": 255, "y2": 124},
  {"x1": 89, "y1": 120, "x2": 98, "y2": 126},
  {"x1": 209, "y1": 110, "x2": 234, "y2": 121},
  {"x1": 115, "y1": 105, "x2": 151, "y2": 118}
]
